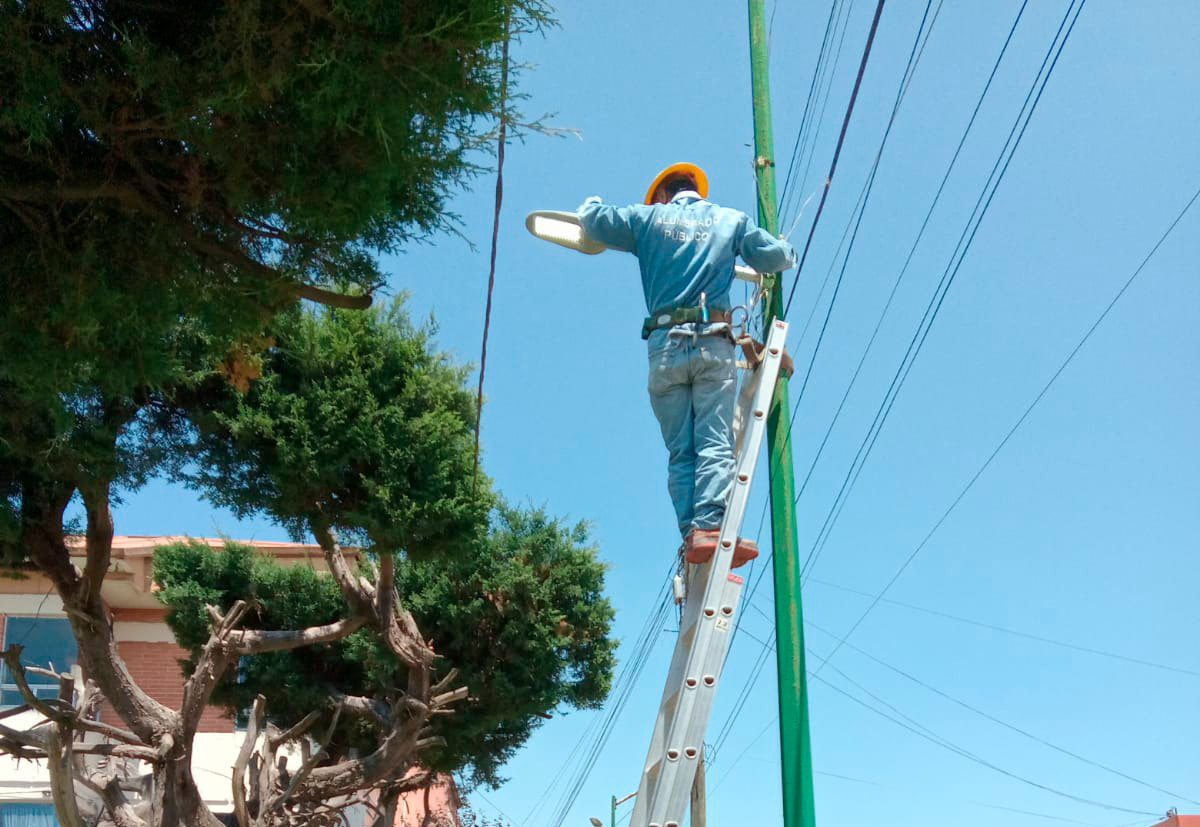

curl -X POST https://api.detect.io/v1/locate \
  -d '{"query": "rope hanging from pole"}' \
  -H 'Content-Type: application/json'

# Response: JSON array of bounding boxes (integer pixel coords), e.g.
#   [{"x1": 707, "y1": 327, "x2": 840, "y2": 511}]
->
[{"x1": 473, "y1": 8, "x2": 512, "y2": 485}]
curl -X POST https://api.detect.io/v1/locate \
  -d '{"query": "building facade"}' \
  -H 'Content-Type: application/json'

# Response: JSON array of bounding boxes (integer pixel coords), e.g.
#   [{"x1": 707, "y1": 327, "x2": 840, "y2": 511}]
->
[{"x1": 0, "y1": 536, "x2": 462, "y2": 827}]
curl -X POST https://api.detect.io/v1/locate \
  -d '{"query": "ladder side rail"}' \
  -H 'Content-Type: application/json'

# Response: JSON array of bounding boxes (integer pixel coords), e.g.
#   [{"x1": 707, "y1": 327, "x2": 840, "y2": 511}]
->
[
  {"x1": 630, "y1": 328, "x2": 776, "y2": 827},
  {"x1": 644, "y1": 320, "x2": 789, "y2": 827},
  {"x1": 660, "y1": 571, "x2": 746, "y2": 819},
  {"x1": 633, "y1": 580, "x2": 705, "y2": 780}
]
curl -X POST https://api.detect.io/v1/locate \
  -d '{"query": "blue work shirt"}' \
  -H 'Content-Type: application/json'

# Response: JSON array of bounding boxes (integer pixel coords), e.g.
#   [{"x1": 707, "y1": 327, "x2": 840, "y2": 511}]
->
[{"x1": 577, "y1": 191, "x2": 797, "y2": 314}]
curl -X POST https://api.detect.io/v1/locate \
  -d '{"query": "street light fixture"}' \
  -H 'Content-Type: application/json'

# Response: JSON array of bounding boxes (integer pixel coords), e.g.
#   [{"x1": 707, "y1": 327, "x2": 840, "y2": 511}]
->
[{"x1": 590, "y1": 791, "x2": 638, "y2": 827}]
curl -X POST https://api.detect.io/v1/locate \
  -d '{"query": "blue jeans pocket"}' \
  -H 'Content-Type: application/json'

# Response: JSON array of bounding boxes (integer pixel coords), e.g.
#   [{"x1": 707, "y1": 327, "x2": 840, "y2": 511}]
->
[
  {"x1": 697, "y1": 336, "x2": 735, "y2": 371},
  {"x1": 647, "y1": 328, "x2": 673, "y2": 356}
]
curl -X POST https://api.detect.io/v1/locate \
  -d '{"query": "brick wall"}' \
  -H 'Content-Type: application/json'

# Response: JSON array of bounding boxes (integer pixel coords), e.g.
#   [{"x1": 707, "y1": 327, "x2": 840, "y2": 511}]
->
[
  {"x1": 0, "y1": 606, "x2": 232, "y2": 733},
  {"x1": 100, "y1": 641, "x2": 234, "y2": 733},
  {"x1": 396, "y1": 775, "x2": 462, "y2": 827}
]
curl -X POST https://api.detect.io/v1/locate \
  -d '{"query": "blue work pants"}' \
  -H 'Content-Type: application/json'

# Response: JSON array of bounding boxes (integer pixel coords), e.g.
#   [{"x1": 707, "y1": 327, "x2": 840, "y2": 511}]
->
[{"x1": 646, "y1": 325, "x2": 737, "y2": 537}]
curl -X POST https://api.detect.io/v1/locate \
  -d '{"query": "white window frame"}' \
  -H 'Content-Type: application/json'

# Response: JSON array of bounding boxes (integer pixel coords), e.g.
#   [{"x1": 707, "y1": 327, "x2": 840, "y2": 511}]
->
[{"x1": 0, "y1": 614, "x2": 76, "y2": 710}]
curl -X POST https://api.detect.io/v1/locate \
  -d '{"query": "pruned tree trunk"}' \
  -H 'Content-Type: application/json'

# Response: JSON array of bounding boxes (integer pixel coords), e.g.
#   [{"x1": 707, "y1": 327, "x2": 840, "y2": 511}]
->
[{"x1": 4, "y1": 481, "x2": 465, "y2": 827}]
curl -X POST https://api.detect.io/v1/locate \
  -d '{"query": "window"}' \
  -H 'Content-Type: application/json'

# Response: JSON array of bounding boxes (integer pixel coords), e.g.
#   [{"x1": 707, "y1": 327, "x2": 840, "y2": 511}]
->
[
  {"x1": 0, "y1": 617, "x2": 78, "y2": 708},
  {"x1": 0, "y1": 802, "x2": 58, "y2": 827}
]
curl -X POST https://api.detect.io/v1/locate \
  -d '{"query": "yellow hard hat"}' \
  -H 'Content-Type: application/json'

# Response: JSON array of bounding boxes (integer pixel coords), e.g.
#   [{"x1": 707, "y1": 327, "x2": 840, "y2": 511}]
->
[{"x1": 644, "y1": 162, "x2": 709, "y2": 205}]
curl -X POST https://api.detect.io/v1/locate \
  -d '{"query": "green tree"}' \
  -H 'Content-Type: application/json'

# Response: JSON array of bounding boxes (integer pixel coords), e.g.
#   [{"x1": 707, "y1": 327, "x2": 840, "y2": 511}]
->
[
  {"x1": 1, "y1": 0, "x2": 548, "y2": 405},
  {"x1": 0, "y1": 4, "x2": 614, "y2": 826},
  {"x1": 154, "y1": 504, "x2": 615, "y2": 791}
]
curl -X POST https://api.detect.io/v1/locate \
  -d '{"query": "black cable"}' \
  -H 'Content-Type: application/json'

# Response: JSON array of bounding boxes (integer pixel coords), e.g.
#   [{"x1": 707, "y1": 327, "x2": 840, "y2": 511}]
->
[
  {"x1": 712, "y1": 187, "x2": 1200, "y2": 811},
  {"x1": 811, "y1": 662, "x2": 1161, "y2": 817},
  {"x1": 780, "y1": 0, "x2": 857, "y2": 225},
  {"x1": 723, "y1": 0, "x2": 941, "y2": 662},
  {"x1": 790, "y1": 0, "x2": 1030, "y2": 515},
  {"x1": 722, "y1": 0, "x2": 1061, "y2": 777},
  {"x1": 806, "y1": 619, "x2": 1200, "y2": 805},
  {"x1": 807, "y1": 576, "x2": 1200, "y2": 678},
  {"x1": 710, "y1": 714, "x2": 777, "y2": 793},
  {"x1": 789, "y1": 0, "x2": 938, "y2": 414},
  {"x1": 779, "y1": 0, "x2": 847, "y2": 206},
  {"x1": 545, "y1": 585, "x2": 672, "y2": 826},
  {"x1": 784, "y1": 0, "x2": 864, "y2": 228},
  {"x1": 711, "y1": 624, "x2": 775, "y2": 757},
  {"x1": 811, "y1": 179, "x2": 1200, "y2": 675},
  {"x1": 710, "y1": 642, "x2": 1162, "y2": 819},
  {"x1": 711, "y1": 2, "x2": 939, "y2": 756},
  {"x1": 799, "y1": 0, "x2": 1087, "y2": 584},
  {"x1": 783, "y1": 0, "x2": 889, "y2": 318},
  {"x1": 739, "y1": 0, "x2": 1022, "y2": 600},
  {"x1": 522, "y1": 563, "x2": 674, "y2": 827},
  {"x1": 472, "y1": 790, "x2": 519, "y2": 825},
  {"x1": 473, "y1": 11, "x2": 511, "y2": 482}
]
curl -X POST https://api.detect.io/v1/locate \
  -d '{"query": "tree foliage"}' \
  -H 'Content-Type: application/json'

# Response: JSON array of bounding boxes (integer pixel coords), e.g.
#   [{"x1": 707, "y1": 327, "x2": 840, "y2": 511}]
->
[
  {"x1": 157, "y1": 299, "x2": 616, "y2": 787},
  {"x1": 154, "y1": 504, "x2": 615, "y2": 788},
  {"x1": 0, "y1": 4, "x2": 617, "y2": 825},
  {"x1": 180, "y1": 301, "x2": 488, "y2": 554},
  {"x1": 0, "y1": 0, "x2": 550, "y2": 480}
]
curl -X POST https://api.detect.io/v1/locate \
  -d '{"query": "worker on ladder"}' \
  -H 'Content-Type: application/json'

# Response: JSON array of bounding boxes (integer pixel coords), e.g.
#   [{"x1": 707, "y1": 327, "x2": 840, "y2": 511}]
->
[{"x1": 578, "y1": 163, "x2": 797, "y2": 568}]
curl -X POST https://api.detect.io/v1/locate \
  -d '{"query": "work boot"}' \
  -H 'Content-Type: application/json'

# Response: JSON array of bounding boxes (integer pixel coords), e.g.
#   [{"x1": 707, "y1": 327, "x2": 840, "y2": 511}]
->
[
  {"x1": 731, "y1": 538, "x2": 759, "y2": 569},
  {"x1": 684, "y1": 529, "x2": 720, "y2": 565}
]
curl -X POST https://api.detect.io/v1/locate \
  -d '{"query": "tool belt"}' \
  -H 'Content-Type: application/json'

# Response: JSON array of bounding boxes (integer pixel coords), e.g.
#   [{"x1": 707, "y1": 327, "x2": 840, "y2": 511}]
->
[
  {"x1": 641, "y1": 306, "x2": 733, "y2": 339},
  {"x1": 641, "y1": 305, "x2": 794, "y2": 379}
]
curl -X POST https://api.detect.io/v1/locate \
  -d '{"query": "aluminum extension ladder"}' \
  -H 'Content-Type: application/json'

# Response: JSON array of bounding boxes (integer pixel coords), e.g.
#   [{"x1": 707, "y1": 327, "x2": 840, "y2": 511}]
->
[{"x1": 629, "y1": 317, "x2": 789, "y2": 827}]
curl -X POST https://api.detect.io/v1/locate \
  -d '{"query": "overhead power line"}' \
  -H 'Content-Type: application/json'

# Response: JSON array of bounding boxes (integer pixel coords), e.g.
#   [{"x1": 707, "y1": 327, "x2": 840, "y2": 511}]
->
[
  {"x1": 739, "y1": 0, "x2": 1018, "y2": 607},
  {"x1": 473, "y1": 12, "x2": 512, "y2": 480},
  {"x1": 545, "y1": 582, "x2": 672, "y2": 827},
  {"x1": 779, "y1": 0, "x2": 857, "y2": 224},
  {"x1": 807, "y1": 577, "x2": 1200, "y2": 678},
  {"x1": 712, "y1": 2, "x2": 941, "y2": 759},
  {"x1": 789, "y1": 0, "x2": 941, "y2": 414},
  {"x1": 784, "y1": 0, "x2": 889, "y2": 317},
  {"x1": 810, "y1": 657, "x2": 1162, "y2": 817},
  {"x1": 522, "y1": 563, "x2": 675, "y2": 827},
  {"x1": 806, "y1": 619, "x2": 1200, "y2": 805},
  {"x1": 778, "y1": 0, "x2": 846, "y2": 204},
  {"x1": 811, "y1": 179, "x2": 1200, "y2": 674},
  {"x1": 734, "y1": 0, "x2": 1027, "y2": 588},
  {"x1": 708, "y1": 634, "x2": 1162, "y2": 819},
  {"x1": 799, "y1": 0, "x2": 1089, "y2": 584},
  {"x1": 790, "y1": 0, "x2": 1030, "y2": 517}
]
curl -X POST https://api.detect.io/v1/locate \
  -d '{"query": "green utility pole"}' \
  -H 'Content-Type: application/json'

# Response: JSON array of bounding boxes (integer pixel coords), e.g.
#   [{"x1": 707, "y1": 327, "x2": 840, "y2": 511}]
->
[{"x1": 746, "y1": 4, "x2": 817, "y2": 827}]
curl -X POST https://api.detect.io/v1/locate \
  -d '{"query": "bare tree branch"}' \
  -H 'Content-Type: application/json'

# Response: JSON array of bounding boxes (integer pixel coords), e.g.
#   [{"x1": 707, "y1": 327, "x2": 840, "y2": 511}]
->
[
  {"x1": 295, "y1": 283, "x2": 373, "y2": 310},
  {"x1": 331, "y1": 693, "x2": 390, "y2": 728},
  {"x1": 79, "y1": 480, "x2": 116, "y2": 602},
  {"x1": 232, "y1": 616, "x2": 368, "y2": 655},
  {"x1": 95, "y1": 772, "x2": 149, "y2": 827},
  {"x1": 267, "y1": 710, "x2": 322, "y2": 751},
  {"x1": 311, "y1": 523, "x2": 375, "y2": 612},
  {"x1": 21, "y1": 492, "x2": 178, "y2": 743},
  {"x1": 232, "y1": 696, "x2": 265, "y2": 827},
  {"x1": 46, "y1": 724, "x2": 89, "y2": 827}
]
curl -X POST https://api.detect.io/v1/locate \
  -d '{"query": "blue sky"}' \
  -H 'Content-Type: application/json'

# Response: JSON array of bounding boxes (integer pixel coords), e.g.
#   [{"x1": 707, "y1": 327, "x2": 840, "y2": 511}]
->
[{"x1": 113, "y1": 2, "x2": 1199, "y2": 826}]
